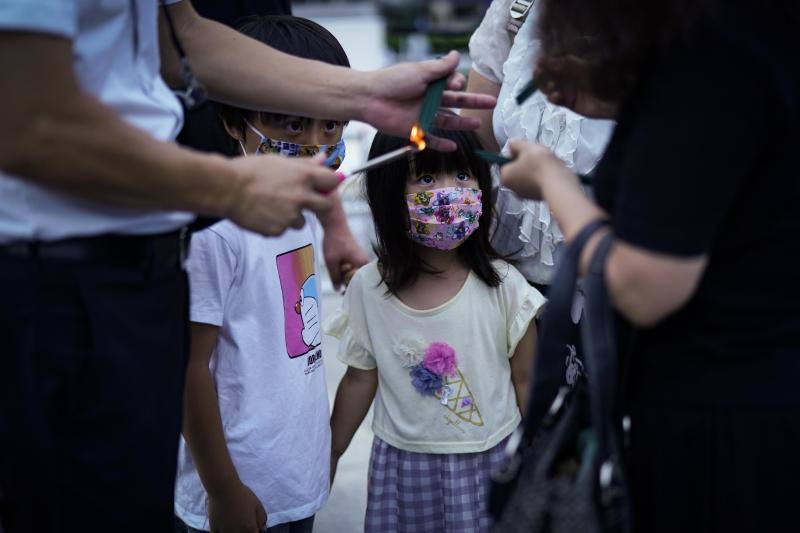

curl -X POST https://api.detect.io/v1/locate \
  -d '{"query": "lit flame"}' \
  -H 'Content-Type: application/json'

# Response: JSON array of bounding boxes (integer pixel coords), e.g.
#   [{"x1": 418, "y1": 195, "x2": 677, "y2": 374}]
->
[{"x1": 409, "y1": 124, "x2": 427, "y2": 151}]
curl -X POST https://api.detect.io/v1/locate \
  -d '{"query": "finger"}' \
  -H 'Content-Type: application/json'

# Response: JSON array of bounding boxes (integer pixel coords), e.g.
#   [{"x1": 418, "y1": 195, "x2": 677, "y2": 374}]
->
[
  {"x1": 309, "y1": 166, "x2": 341, "y2": 193},
  {"x1": 327, "y1": 259, "x2": 343, "y2": 291},
  {"x1": 424, "y1": 135, "x2": 457, "y2": 152},
  {"x1": 300, "y1": 190, "x2": 335, "y2": 217},
  {"x1": 434, "y1": 111, "x2": 479, "y2": 131},
  {"x1": 289, "y1": 214, "x2": 306, "y2": 230},
  {"x1": 311, "y1": 152, "x2": 327, "y2": 165},
  {"x1": 343, "y1": 266, "x2": 357, "y2": 287},
  {"x1": 441, "y1": 90, "x2": 496, "y2": 110},
  {"x1": 446, "y1": 71, "x2": 466, "y2": 91},
  {"x1": 499, "y1": 162, "x2": 522, "y2": 190},
  {"x1": 421, "y1": 50, "x2": 460, "y2": 81},
  {"x1": 506, "y1": 139, "x2": 528, "y2": 157}
]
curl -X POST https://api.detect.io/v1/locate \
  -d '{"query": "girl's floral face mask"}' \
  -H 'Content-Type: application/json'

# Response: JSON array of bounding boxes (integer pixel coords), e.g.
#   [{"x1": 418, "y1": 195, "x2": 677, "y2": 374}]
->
[{"x1": 405, "y1": 187, "x2": 482, "y2": 251}]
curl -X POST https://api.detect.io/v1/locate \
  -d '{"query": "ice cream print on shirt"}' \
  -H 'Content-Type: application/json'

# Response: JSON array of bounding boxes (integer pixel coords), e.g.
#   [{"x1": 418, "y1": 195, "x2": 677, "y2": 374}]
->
[
  {"x1": 394, "y1": 336, "x2": 484, "y2": 427},
  {"x1": 276, "y1": 245, "x2": 323, "y2": 372}
]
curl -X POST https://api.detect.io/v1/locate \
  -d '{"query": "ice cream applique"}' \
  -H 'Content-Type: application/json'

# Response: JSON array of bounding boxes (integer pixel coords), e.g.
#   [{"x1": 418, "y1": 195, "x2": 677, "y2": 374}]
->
[
  {"x1": 401, "y1": 339, "x2": 484, "y2": 427},
  {"x1": 295, "y1": 275, "x2": 321, "y2": 348}
]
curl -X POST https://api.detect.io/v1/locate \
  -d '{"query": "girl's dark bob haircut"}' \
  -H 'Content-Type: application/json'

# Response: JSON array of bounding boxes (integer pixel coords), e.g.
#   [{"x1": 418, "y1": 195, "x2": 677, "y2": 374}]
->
[{"x1": 365, "y1": 128, "x2": 501, "y2": 295}]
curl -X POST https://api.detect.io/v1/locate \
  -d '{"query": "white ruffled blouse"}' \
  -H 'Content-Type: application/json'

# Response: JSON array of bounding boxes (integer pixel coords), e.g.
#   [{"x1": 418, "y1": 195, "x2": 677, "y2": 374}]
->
[{"x1": 469, "y1": 0, "x2": 616, "y2": 284}]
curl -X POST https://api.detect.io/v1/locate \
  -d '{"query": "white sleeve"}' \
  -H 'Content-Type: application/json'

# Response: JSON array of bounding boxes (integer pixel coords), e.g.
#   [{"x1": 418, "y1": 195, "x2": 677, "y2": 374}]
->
[
  {"x1": 323, "y1": 268, "x2": 377, "y2": 370},
  {"x1": 186, "y1": 227, "x2": 240, "y2": 327},
  {"x1": 500, "y1": 263, "x2": 546, "y2": 357},
  {"x1": 468, "y1": 0, "x2": 516, "y2": 84},
  {"x1": 0, "y1": 0, "x2": 77, "y2": 37}
]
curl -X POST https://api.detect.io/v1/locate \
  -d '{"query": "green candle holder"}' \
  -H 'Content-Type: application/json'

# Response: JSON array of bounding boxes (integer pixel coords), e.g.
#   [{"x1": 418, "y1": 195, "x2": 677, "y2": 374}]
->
[{"x1": 419, "y1": 76, "x2": 448, "y2": 134}]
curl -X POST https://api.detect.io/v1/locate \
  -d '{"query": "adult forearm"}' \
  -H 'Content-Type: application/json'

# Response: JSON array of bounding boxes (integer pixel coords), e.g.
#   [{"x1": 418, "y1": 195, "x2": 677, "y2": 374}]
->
[
  {"x1": 5, "y1": 89, "x2": 237, "y2": 215},
  {"x1": 161, "y1": 5, "x2": 367, "y2": 123},
  {"x1": 539, "y1": 169, "x2": 608, "y2": 242},
  {"x1": 462, "y1": 69, "x2": 500, "y2": 152},
  {"x1": 538, "y1": 171, "x2": 705, "y2": 326},
  {"x1": 183, "y1": 364, "x2": 242, "y2": 497}
]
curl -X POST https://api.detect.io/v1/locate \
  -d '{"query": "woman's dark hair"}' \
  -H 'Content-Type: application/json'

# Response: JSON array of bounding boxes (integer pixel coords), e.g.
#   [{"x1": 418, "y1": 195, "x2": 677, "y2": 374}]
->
[
  {"x1": 535, "y1": 0, "x2": 799, "y2": 103},
  {"x1": 216, "y1": 15, "x2": 350, "y2": 136},
  {"x1": 534, "y1": 0, "x2": 699, "y2": 103},
  {"x1": 365, "y1": 128, "x2": 501, "y2": 294}
]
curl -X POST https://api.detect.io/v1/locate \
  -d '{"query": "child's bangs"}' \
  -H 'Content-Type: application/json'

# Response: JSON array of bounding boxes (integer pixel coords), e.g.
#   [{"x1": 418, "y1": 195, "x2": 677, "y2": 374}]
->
[{"x1": 412, "y1": 138, "x2": 473, "y2": 177}]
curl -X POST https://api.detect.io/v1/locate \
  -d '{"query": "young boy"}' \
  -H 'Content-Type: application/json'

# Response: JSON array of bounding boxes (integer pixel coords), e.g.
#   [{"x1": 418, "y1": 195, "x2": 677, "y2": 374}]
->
[{"x1": 174, "y1": 16, "x2": 357, "y2": 533}]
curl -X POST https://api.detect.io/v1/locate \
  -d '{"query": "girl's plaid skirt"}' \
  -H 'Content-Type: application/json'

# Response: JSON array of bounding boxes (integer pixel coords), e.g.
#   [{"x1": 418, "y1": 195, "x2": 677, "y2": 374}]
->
[{"x1": 364, "y1": 435, "x2": 510, "y2": 533}]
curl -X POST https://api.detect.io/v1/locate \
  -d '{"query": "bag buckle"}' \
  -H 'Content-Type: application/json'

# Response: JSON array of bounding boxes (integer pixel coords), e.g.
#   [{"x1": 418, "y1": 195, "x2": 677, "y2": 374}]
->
[
  {"x1": 507, "y1": 0, "x2": 534, "y2": 34},
  {"x1": 509, "y1": 0, "x2": 534, "y2": 20}
]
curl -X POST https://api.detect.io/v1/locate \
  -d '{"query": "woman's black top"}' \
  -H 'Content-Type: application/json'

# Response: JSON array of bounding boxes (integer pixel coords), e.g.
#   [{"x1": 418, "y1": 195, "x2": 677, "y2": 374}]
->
[{"x1": 592, "y1": 2, "x2": 800, "y2": 406}]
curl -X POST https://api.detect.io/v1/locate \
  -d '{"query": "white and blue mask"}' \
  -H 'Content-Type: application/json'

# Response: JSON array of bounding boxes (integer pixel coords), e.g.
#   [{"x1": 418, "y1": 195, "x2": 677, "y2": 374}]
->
[{"x1": 241, "y1": 120, "x2": 346, "y2": 169}]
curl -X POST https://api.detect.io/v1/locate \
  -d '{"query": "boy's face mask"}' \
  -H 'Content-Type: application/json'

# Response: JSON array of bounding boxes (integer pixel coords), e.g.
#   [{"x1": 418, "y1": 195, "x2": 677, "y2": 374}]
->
[
  {"x1": 241, "y1": 120, "x2": 346, "y2": 169},
  {"x1": 406, "y1": 187, "x2": 483, "y2": 251}
]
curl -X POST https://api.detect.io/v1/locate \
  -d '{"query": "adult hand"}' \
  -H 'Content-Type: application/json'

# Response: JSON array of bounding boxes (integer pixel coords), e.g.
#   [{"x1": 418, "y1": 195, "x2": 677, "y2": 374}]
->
[
  {"x1": 208, "y1": 482, "x2": 267, "y2": 533},
  {"x1": 535, "y1": 56, "x2": 620, "y2": 119},
  {"x1": 226, "y1": 155, "x2": 340, "y2": 236},
  {"x1": 500, "y1": 141, "x2": 576, "y2": 200},
  {"x1": 361, "y1": 51, "x2": 497, "y2": 151}
]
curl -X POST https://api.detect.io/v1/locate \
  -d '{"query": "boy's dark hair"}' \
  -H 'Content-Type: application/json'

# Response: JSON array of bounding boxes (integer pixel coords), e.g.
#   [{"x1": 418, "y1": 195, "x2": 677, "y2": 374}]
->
[
  {"x1": 365, "y1": 128, "x2": 501, "y2": 295},
  {"x1": 217, "y1": 15, "x2": 350, "y2": 138}
]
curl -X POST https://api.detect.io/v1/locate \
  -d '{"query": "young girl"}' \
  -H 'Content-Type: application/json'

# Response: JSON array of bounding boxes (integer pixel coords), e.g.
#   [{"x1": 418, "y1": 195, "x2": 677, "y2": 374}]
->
[{"x1": 326, "y1": 128, "x2": 545, "y2": 532}]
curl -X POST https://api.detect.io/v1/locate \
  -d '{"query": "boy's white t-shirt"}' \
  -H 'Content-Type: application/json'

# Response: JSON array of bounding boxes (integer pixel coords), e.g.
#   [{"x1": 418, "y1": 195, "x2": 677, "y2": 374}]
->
[
  {"x1": 175, "y1": 217, "x2": 329, "y2": 530},
  {"x1": 325, "y1": 260, "x2": 545, "y2": 454}
]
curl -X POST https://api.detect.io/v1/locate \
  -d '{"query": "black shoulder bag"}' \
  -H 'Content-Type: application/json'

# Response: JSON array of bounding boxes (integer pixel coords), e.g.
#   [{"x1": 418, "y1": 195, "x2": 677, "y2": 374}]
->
[{"x1": 490, "y1": 220, "x2": 632, "y2": 533}]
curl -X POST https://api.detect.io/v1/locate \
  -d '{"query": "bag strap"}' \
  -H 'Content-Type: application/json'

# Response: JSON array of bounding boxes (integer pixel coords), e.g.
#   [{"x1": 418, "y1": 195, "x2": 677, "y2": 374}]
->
[
  {"x1": 579, "y1": 232, "x2": 616, "y2": 463},
  {"x1": 524, "y1": 218, "x2": 608, "y2": 438}
]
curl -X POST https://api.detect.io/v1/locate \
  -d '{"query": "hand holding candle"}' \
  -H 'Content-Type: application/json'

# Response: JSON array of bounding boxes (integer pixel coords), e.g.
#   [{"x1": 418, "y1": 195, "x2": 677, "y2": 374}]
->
[
  {"x1": 332, "y1": 83, "x2": 438, "y2": 189},
  {"x1": 476, "y1": 149, "x2": 593, "y2": 185},
  {"x1": 498, "y1": 140, "x2": 590, "y2": 201},
  {"x1": 359, "y1": 51, "x2": 496, "y2": 152}
]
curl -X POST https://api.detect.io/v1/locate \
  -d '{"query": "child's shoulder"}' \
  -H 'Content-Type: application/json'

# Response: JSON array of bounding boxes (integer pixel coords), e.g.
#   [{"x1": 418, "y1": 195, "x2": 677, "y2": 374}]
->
[
  {"x1": 348, "y1": 260, "x2": 382, "y2": 291},
  {"x1": 192, "y1": 220, "x2": 243, "y2": 252},
  {"x1": 489, "y1": 258, "x2": 526, "y2": 286}
]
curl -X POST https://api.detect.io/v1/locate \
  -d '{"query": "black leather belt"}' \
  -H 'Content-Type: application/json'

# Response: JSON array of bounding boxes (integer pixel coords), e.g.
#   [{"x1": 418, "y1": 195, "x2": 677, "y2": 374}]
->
[{"x1": 0, "y1": 228, "x2": 188, "y2": 269}]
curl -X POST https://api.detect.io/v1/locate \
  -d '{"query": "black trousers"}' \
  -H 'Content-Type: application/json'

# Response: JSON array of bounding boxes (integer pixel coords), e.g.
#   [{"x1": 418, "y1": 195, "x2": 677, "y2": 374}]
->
[{"x1": 0, "y1": 243, "x2": 189, "y2": 532}]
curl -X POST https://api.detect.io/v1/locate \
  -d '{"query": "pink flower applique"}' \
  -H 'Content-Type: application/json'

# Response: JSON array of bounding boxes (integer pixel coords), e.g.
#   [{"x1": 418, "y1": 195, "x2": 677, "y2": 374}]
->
[{"x1": 422, "y1": 342, "x2": 457, "y2": 377}]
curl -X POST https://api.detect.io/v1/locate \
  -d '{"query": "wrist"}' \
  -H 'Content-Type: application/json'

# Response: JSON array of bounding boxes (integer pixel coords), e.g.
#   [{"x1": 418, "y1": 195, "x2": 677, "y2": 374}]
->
[
  {"x1": 348, "y1": 69, "x2": 379, "y2": 125},
  {"x1": 205, "y1": 471, "x2": 244, "y2": 499},
  {"x1": 318, "y1": 192, "x2": 347, "y2": 228},
  {"x1": 182, "y1": 152, "x2": 243, "y2": 219}
]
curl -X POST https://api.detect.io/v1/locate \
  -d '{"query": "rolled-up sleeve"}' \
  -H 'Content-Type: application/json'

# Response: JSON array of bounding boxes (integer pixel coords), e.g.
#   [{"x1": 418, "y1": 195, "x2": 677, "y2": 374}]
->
[{"x1": 0, "y1": 0, "x2": 77, "y2": 38}]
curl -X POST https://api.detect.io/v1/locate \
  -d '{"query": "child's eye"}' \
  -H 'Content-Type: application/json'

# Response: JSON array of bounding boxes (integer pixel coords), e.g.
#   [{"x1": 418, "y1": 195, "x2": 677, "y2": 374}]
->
[
  {"x1": 323, "y1": 121, "x2": 340, "y2": 134},
  {"x1": 456, "y1": 172, "x2": 472, "y2": 182},
  {"x1": 417, "y1": 174, "x2": 435, "y2": 186},
  {"x1": 285, "y1": 121, "x2": 304, "y2": 134}
]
